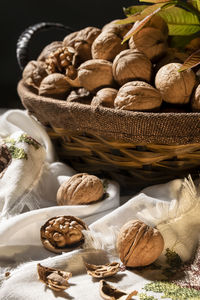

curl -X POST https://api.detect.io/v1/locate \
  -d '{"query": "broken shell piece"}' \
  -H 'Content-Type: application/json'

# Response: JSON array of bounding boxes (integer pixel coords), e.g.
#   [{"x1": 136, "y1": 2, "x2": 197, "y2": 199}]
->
[
  {"x1": 37, "y1": 263, "x2": 72, "y2": 291},
  {"x1": 85, "y1": 262, "x2": 120, "y2": 278},
  {"x1": 99, "y1": 280, "x2": 137, "y2": 300},
  {"x1": 40, "y1": 215, "x2": 88, "y2": 253}
]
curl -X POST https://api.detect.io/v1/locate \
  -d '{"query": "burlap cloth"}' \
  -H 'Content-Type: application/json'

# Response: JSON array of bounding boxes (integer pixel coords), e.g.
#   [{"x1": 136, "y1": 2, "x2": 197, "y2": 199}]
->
[{"x1": 18, "y1": 81, "x2": 200, "y2": 145}]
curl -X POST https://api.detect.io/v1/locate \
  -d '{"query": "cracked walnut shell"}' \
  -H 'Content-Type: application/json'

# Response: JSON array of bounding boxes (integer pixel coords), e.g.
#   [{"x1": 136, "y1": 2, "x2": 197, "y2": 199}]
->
[
  {"x1": 99, "y1": 280, "x2": 137, "y2": 300},
  {"x1": 155, "y1": 63, "x2": 196, "y2": 104},
  {"x1": 57, "y1": 173, "x2": 104, "y2": 205},
  {"x1": 117, "y1": 220, "x2": 164, "y2": 267},
  {"x1": 112, "y1": 49, "x2": 152, "y2": 86},
  {"x1": 114, "y1": 81, "x2": 162, "y2": 111},
  {"x1": 37, "y1": 263, "x2": 72, "y2": 291},
  {"x1": 40, "y1": 215, "x2": 88, "y2": 253},
  {"x1": 85, "y1": 262, "x2": 120, "y2": 278},
  {"x1": 63, "y1": 27, "x2": 101, "y2": 62},
  {"x1": 37, "y1": 41, "x2": 63, "y2": 62}
]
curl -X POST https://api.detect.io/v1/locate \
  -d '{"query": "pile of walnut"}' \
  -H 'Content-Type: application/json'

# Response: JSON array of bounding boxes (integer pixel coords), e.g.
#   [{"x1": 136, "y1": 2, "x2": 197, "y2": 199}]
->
[{"x1": 22, "y1": 16, "x2": 200, "y2": 112}]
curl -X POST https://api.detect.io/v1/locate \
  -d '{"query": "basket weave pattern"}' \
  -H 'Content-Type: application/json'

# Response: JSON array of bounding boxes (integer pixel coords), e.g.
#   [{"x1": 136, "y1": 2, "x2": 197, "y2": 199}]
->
[{"x1": 18, "y1": 81, "x2": 200, "y2": 189}]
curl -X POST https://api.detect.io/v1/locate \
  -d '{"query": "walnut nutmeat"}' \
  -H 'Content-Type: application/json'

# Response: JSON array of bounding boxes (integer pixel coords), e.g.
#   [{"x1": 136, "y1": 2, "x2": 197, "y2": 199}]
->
[{"x1": 40, "y1": 215, "x2": 88, "y2": 253}]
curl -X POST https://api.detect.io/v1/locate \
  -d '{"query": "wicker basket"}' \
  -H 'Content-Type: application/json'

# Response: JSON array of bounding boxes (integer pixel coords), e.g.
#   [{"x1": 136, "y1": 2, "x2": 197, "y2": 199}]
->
[
  {"x1": 18, "y1": 81, "x2": 200, "y2": 191},
  {"x1": 16, "y1": 22, "x2": 200, "y2": 191}
]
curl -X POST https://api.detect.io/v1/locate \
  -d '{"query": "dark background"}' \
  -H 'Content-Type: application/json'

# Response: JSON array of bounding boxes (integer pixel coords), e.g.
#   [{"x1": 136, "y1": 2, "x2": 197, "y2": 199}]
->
[{"x1": 1, "y1": 0, "x2": 134, "y2": 109}]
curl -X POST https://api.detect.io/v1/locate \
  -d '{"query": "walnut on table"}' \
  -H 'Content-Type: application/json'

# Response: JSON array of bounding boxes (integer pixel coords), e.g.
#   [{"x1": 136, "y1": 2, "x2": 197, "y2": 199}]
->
[
  {"x1": 116, "y1": 220, "x2": 164, "y2": 267},
  {"x1": 57, "y1": 173, "x2": 104, "y2": 205},
  {"x1": 40, "y1": 215, "x2": 88, "y2": 253}
]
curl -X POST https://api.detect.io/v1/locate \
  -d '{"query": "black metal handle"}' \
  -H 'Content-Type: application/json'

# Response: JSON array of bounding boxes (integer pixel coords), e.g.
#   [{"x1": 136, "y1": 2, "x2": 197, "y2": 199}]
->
[{"x1": 16, "y1": 22, "x2": 75, "y2": 71}]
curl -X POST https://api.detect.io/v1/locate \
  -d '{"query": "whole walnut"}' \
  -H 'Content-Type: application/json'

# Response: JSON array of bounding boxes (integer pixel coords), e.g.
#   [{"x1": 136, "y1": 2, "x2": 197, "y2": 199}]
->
[
  {"x1": 154, "y1": 48, "x2": 189, "y2": 73},
  {"x1": 39, "y1": 73, "x2": 71, "y2": 98},
  {"x1": 102, "y1": 19, "x2": 132, "y2": 39},
  {"x1": 22, "y1": 60, "x2": 48, "y2": 89},
  {"x1": 155, "y1": 63, "x2": 196, "y2": 104},
  {"x1": 112, "y1": 49, "x2": 152, "y2": 86},
  {"x1": 37, "y1": 41, "x2": 63, "y2": 62},
  {"x1": 91, "y1": 31, "x2": 127, "y2": 61},
  {"x1": 56, "y1": 173, "x2": 104, "y2": 205},
  {"x1": 117, "y1": 220, "x2": 164, "y2": 267},
  {"x1": 40, "y1": 215, "x2": 88, "y2": 253},
  {"x1": 129, "y1": 27, "x2": 167, "y2": 62},
  {"x1": 66, "y1": 88, "x2": 92, "y2": 104},
  {"x1": 114, "y1": 81, "x2": 162, "y2": 111},
  {"x1": 63, "y1": 27, "x2": 101, "y2": 63},
  {"x1": 144, "y1": 15, "x2": 168, "y2": 37},
  {"x1": 78, "y1": 59, "x2": 114, "y2": 92},
  {"x1": 191, "y1": 84, "x2": 200, "y2": 111},
  {"x1": 91, "y1": 88, "x2": 118, "y2": 108}
]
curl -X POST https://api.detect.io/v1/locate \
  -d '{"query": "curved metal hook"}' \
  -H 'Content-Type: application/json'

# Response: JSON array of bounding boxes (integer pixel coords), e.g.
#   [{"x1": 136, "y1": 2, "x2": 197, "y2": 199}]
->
[{"x1": 16, "y1": 22, "x2": 74, "y2": 71}]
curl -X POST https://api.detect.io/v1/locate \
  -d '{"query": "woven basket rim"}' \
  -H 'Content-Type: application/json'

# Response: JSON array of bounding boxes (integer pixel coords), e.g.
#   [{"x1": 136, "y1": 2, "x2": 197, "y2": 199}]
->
[
  {"x1": 18, "y1": 80, "x2": 200, "y2": 117},
  {"x1": 18, "y1": 80, "x2": 200, "y2": 145}
]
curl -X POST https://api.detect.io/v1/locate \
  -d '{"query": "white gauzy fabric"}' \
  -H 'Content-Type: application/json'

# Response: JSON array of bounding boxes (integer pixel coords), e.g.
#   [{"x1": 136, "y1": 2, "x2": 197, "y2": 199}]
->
[
  {"x1": 0, "y1": 109, "x2": 199, "y2": 299},
  {"x1": 0, "y1": 179, "x2": 187, "y2": 300},
  {"x1": 0, "y1": 110, "x2": 120, "y2": 220}
]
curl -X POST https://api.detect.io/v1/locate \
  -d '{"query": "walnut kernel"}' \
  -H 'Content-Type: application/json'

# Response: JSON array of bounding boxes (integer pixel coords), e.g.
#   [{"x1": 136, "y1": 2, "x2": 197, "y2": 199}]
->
[{"x1": 40, "y1": 215, "x2": 88, "y2": 253}]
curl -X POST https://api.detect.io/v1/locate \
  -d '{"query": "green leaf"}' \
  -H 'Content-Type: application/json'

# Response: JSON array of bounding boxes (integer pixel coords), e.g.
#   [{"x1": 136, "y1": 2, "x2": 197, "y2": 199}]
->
[
  {"x1": 158, "y1": 6, "x2": 200, "y2": 35},
  {"x1": 179, "y1": 49, "x2": 200, "y2": 71},
  {"x1": 139, "y1": 0, "x2": 172, "y2": 3},
  {"x1": 122, "y1": 5, "x2": 164, "y2": 43},
  {"x1": 169, "y1": 34, "x2": 198, "y2": 48},
  {"x1": 123, "y1": 5, "x2": 148, "y2": 16}
]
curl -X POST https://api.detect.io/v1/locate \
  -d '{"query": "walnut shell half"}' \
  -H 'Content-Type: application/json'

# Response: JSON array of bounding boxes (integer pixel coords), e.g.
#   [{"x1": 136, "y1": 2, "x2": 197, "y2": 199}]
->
[
  {"x1": 57, "y1": 173, "x2": 104, "y2": 205},
  {"x1": 117, "y1": 220, "x2": 164, "y2": 267},
  {"x1": 114, "y1": 81, "x2": 162, "y2": 111},
  {"x1": 37, "y1": 263, "x2": 72, "y2": 291},
  {"x1": 40, "y1": 215, "x2": 88, "y2": 253},
  {"x1": 63, "y1": 26, "x2": 101, "y2": 63},
  {"x1": 85, "y1": 262, "x2": 120, "y2": 278},
  {"x1": 99, "y1": 280, "x2": 137, "y2": 300}
]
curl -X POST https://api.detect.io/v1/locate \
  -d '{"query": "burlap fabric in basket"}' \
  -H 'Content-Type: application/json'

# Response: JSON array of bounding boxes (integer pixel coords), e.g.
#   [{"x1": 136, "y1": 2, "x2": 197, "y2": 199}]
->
[{"x1": 18, "y1": 81, "x2": 200, "y2": 190}]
